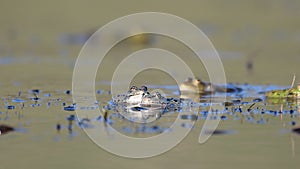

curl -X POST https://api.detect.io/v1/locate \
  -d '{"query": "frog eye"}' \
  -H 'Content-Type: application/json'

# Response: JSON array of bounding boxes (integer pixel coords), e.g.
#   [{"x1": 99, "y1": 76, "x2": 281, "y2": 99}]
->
[
  {"x1": 140, "y1": 85, "x2": 148, "y2": 92},
  {"x1": 130, "y1": 86, "x2": 138, "y2": 90}
]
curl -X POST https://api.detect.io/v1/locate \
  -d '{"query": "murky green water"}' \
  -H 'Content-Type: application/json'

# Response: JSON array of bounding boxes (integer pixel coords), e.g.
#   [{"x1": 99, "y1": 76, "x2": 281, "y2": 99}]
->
[
  {"x1": 1, "y1": 56, "x2": 300, "y2": 169},
  {"x1": 1, "y1": 1, "x2": 300, "y2": 168}
]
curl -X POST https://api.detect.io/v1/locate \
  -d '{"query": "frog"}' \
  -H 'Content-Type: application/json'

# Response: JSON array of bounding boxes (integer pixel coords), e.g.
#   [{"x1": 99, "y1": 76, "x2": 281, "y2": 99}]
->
[
  {"x1": 111, "y1": 85, "x2": 181, "y2": 110},
  {"x1": 108, "y1": 85, "x2": 182, "y2": 123},
  {"x1": 179, "y1": 77, "x2": 242, "y2": 95},
  {"x1": 265, "y1": 84, "x2": 300, "y2": 99}
]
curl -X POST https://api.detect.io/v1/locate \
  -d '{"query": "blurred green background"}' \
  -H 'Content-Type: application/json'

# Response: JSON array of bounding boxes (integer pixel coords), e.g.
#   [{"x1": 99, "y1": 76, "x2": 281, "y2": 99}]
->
[{"x1": 1, "y1": 0, "x2": 300, "y2": 85}]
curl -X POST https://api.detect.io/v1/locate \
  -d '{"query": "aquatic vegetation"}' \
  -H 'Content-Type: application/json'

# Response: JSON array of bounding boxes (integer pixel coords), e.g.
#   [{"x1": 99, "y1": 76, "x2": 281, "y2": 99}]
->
[
  {"x1": 64, "y1": 90, "x2": 71, "y2": 95},
  {"x1": 12, "y1": 98, "x2": 25, "y2": 103},
  {"x1": 203, "y1": 129, "x2": 237, "y2": 135},
  {"x1": 56, "y1": 123, "x2": 61, "y2": 132},
  {"x1": 66, "y1": 114, "x2": 76, "y2": 121},
  {"x1": 64, "y1": 104, "x2": 76, "y2": 111},
  {"x1": 5, "y1": 105, "x2": 15, "y2": 110},
  {"x1": 0, "y1": 83, "x2": 299, "y2": 138},
  {"x1": 0, "y1": 124, "x2": 14, "y2": 135},
  {"x1": 30, "y1": 89, "x2": 40, "y2": 94}
]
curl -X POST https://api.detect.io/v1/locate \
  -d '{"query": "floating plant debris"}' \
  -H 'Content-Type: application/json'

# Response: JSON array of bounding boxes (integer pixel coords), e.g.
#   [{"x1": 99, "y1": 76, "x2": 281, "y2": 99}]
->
[
  {"x1": 203, "y1": 129, "x2": 236, "y2": 135},
  {"x1": 0, "y1": 82, "x2": 300, "y2": 139},
  {"x1": 44, "y1": 93, "x2": 51, "y2": 97},
  {"x1": 6, "y1": 105, "x2": 15, "y2": 110},
  {"x1": 0, "y1": 125, "x2": 14, "y2": 135},
  {"x1": 12, "y1": 98, "x2": 25, "y2": 103},
  {"x1": 220, "y1": 115, "x2": 228, "y2": 120},
  {"x1": 224, "y1": 101, "x2": 233, "y2": 106},
  {"x1": 231, "y1": 99, "x2": 241, "y2": 104},
  {"x1": 292, "y1": 128, "x2": 300, "y2": 134},
  {"x1": 64, "y1": 90, "x2": 71, "y2": 95},
  {"x1": 30, "y1": 89, "x2": 40, "y2": 94},
  {"x1": 67, "y1": 114, "x2": 76, "y2": 121},
  {"x1": 56, "y1": 123, "x2": 61, "y2": 132},
  {"x1": 64, "y1": 104, "x2": 76, "y2": 111},
  {"x1": 30, "y1": 96, "x2": 40, "y2": 101},
  {"x1": 180, "y1": 114, "x2": 198, "y2": 121},
  {"x1": 78, "y1": 118, "x2": 93, "y2": 128}
]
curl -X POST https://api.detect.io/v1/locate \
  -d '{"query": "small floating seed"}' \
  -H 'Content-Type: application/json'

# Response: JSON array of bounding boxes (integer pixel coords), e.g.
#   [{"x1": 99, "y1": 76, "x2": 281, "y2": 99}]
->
[
  {"x1": 67, "y1": 115, "x2": 76, "y2": 121},
  {"x1": 290, "y1": 121, "x2": 296, "y2": 126},
  {"x1": 64, "y1": 90, "x2": 71, "y2": 95},
  {"x1": 6, "y1": 105, "x2": 15, "y2": 110},
  {"x1": 220, "y1": 115, "x2": 227, "y2": 120},
  {"x1": 56, "y1": 123, "x2": 61, "y2": 132},
  {"x1": 64, "y1": 106, "x2": 75, "y2": 111}
]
